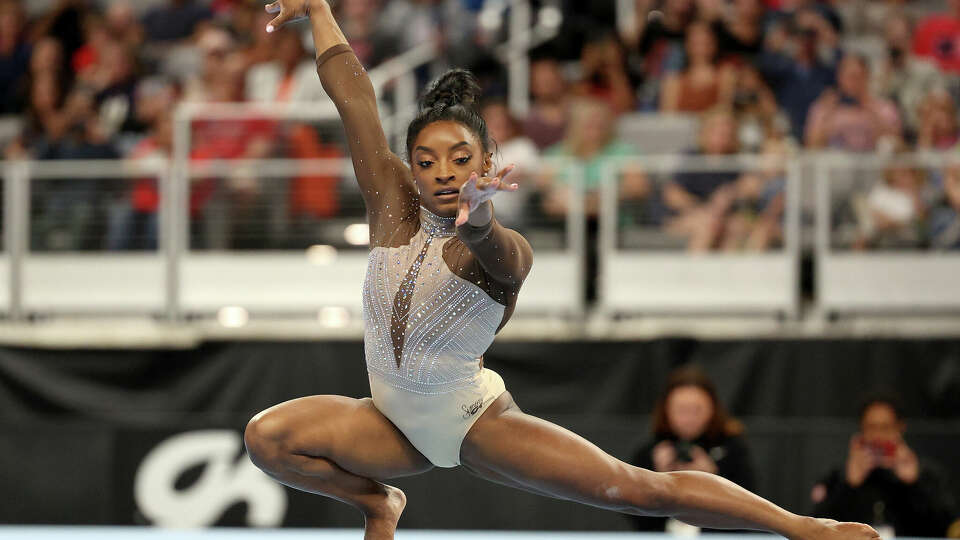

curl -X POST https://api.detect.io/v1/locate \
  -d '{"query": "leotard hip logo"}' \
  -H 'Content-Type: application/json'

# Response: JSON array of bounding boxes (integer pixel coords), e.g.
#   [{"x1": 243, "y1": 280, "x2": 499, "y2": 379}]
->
[{"x1": 461, "y1": 398, "x2": 483, "y2": 418}]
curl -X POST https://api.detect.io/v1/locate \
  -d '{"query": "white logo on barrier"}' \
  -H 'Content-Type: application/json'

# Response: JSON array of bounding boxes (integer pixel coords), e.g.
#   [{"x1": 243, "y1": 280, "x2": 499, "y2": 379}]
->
[{"x1": 134, "y1": 430, "x2": 287, "y2": 527}]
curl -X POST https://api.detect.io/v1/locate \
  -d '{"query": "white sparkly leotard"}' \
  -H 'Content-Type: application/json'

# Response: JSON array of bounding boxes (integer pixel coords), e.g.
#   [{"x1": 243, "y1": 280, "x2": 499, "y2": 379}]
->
[{"x1": 316, "y1": 44, "x2": 533, "y2": 467}]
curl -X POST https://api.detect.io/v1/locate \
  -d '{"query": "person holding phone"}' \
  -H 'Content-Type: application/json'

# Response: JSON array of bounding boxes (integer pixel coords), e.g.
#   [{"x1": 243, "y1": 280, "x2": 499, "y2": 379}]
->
[
  {"x1": 631, "y1": 366, "x2": 756, "y2": 532},
  {"x1": 811, "y1": 395, "x2": 957, "y2": 538}
]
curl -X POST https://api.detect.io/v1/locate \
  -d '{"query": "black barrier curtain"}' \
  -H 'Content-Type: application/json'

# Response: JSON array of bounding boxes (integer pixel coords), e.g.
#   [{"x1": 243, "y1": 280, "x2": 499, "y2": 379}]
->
[{"x1": 0, "y1": 339, "x2": 958, "y2": 529}]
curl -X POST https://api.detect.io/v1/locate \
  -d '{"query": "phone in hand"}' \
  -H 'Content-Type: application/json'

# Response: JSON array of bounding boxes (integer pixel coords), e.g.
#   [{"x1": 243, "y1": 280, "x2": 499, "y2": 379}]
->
[{"x1": 868, "y1": 439, "x2": 897, "y2": 460}]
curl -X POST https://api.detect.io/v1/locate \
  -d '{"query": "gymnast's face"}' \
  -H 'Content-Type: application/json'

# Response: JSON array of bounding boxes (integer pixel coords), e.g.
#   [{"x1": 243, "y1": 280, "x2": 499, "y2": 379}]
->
[
  {"x1": 411, "y1": 120, "x2": 492, "y2": 217},
  {"x1": 666, "y1": 385, "x2": 714, "y2": 441}
]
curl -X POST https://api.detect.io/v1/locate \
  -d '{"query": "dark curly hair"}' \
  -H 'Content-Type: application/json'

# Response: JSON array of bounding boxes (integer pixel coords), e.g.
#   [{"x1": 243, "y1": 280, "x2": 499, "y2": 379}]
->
[{"x1": 405, "y1": 69, "x2": 490, "y2": 160}]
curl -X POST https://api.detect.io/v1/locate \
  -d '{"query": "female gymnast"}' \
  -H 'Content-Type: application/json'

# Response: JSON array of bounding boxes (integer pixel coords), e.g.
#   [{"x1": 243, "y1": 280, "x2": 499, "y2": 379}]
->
[{"x1": 244, "y1": 2, "x2": 880, "y2": 539}]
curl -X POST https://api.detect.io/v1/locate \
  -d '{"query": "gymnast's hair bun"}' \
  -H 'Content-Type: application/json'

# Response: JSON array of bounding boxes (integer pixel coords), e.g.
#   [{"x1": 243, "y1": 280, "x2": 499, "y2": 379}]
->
[{"x1": 421, "y1": 69, "x2": 481, "y2": 111}]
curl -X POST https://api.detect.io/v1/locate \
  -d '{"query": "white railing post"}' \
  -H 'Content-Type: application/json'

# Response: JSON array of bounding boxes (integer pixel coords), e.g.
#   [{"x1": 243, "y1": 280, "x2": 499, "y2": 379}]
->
[
  {"x1": 785, "y1": 156, "x2": 802, "y2": 319},
  {"x1": 507, "y1": 0, "x2": 532, "y2": 118},
  {"x1": 569, "y1": 161, "x2": 587, "y2": 316},
  {"x1": 168, "y1": 104, "x2": 192, "y2": 322},
  {"x1": 813, "y1": 154, "x2": 830, "y2": 320},
  {"x1": 3, "y1": 161, "x2": 28, "y2": 321}
]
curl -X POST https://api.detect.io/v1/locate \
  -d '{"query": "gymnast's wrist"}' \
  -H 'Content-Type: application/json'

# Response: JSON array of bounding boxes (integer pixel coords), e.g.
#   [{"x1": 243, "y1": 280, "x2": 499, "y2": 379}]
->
[{"x1": 466, "y1": 201, "x2": 493, "y2": 228}]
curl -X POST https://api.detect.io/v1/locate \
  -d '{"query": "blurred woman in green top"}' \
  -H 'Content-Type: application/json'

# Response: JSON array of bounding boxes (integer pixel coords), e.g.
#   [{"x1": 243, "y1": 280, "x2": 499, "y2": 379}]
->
[{"x1": 540, "y1": 97, "x2": 648, "y2": 219}]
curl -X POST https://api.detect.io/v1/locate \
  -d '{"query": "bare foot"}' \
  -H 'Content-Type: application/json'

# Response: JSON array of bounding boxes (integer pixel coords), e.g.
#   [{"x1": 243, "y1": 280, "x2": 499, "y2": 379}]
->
[
  {"x1": 797, "y1": 518, "x2": 880, "y2": 540},
  {"x1": 363, "y1": 485, "x2": 407, "y2": 540}
]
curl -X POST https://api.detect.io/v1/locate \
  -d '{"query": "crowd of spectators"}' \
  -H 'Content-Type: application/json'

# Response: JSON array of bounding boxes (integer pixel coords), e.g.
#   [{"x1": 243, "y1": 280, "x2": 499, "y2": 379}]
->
[{"x1": 2, "y1": 0, "x2": 960, "y2": 252}]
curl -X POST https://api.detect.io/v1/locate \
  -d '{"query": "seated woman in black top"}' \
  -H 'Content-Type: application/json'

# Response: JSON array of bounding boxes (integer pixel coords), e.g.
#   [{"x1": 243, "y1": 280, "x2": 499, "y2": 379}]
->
[{"x1": 632, "y1": 365, "x2": 756, "y2": 532}]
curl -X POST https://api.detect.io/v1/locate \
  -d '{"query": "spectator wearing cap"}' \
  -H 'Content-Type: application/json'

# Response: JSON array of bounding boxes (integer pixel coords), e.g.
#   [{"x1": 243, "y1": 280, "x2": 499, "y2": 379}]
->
[
  {"x1": 811, "y1": 395, "x2": 956, "y2": 538},
  {"x1": 757, "y1": 7, "x2": 839, "y2": 141}
]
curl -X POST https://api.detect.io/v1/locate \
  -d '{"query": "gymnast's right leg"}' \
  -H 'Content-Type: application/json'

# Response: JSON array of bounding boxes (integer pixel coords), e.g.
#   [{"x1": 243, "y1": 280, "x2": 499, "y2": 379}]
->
[{"x1": 244, "y1": 395, "x2": 434, "y2": 540}]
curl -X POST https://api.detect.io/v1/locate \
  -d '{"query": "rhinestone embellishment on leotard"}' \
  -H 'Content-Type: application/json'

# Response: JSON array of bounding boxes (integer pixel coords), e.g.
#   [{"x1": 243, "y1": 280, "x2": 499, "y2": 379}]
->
[
  {"x1": 418, "y1": 206, "x2": 456, "y2": 238},
  {"x1": 362, "y1": 207, "x2": 505, "y2": 394}
]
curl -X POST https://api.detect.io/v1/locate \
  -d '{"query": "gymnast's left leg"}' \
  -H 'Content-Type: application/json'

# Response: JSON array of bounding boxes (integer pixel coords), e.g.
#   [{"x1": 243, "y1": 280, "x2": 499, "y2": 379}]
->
[{"x1": 459, "y1": 391, "x2": 879, "y2": 540}]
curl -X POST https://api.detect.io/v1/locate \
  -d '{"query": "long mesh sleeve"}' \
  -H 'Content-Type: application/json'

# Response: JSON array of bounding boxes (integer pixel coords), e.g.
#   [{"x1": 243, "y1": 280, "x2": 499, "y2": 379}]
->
[{"x1": 316, "y1": 45, "x2": 418, "y2": 241}]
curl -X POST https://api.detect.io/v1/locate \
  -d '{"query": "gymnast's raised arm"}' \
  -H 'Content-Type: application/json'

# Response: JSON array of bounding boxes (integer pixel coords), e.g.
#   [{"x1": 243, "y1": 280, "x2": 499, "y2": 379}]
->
[{"x1": 265, "y1": 0, "x2": 415, "y2": 214}]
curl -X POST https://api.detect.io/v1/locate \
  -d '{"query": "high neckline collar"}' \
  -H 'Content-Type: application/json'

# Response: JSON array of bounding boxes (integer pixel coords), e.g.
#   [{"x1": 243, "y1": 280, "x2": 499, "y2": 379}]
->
[{"x1": 419, "y1": 206, "x2": 457, "y2": 238}]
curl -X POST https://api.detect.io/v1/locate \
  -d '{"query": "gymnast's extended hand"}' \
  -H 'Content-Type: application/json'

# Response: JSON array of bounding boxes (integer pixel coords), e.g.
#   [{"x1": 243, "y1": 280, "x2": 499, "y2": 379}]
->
[
  {"x1": 455, "y1": 164, "x2": 519, "y2": 227},
  {"x1": 264, "y1": 0, "x2": 323, "y2": 32}
]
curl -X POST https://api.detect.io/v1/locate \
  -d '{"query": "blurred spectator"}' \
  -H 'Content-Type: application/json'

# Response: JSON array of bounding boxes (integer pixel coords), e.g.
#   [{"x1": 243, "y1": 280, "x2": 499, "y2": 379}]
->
[
  {"x1": 872, "y1": 14, "x2": 945, "y2": 140},
  {"x1": 108, "y1": 113, "x2": 171, "y2": 250},
  {"x1": 182, "y1": 27, "x2": 241, "y2": 103},
  {"x1": 627, "y1": 0, "x2": 694, "y2": 108},
  {"x1": 630, "y1": 0, "x2": 693, "y2": 72},
  {"x1": 245, "y1": 28, "x2": 325, "y2": 103},
  {"x1": 929, "y1": 164, "x2": 960, "y2": 250},
  {"x1": 375, "y1": 0, "x2": 481, "y2": 72},
  {"x1": 106, "y1": 77, "x2": 180, "y2": 250},
  {"x1": 758, "y1": 7, "x2": 839, "y2": 141},
  {"x1": 912, "y1": 0, "x2": 960, "y2": 75},
  {"x1": 76, "y1": 36, "x2": 142, "y2": 138},
  {"x1": 660, "y1": 21, "x2": 735, "y2": 113},
  {"x1": 916, "y1": 88, "x2": 959, "y2": 151},
  {"x1": 805, "y1": 54, "x2": 901, "y2": 152},
  {"x1": 31, "y1": 0, "x2": 89, "y2": 61},
  {"x1": 0, "y1": 0, "x2": 31, "y2": 114},
  {"x1": 541, "y1": 98, "x2": 646, "y2": 219},
  {"x1": 32, "y1": 84, "x2": 119, "y2": 251},
  {"x1": 851, "y1": 161, "x2": 926, "y2": 250},
  {"x1": 731, "y1": 64, "x2": 783, "y2": 152},
  {"x1": 4, "y1": 35, "x2": 67, "y2": 156},
  {"x1": 631, "y1": 365, "x2": 755, "y2": 532},
  {"x1": 523, "y1": 57, "x2": 570, "y2": 150},
  {"x1": 481, "y1": 98, "x2": 538, "y2": 230},
  {"x1": 718, "y1": 137, "x2": 788, "y2": 251},
  {"x1": 835, "y1": 0, "x2": 903, "y2": 38},
  {"x1": 143, "y1": 0, "x2": 212, "y2": 43},
  {"x1": 705, "y1": 0, "x2": 767, "y2": 62},
  {"x1": 237, "y1": 7, "x2": 279, "y2": 69},
  {"x1": 662, "y1": 108, "x2": 742, "y2": 251},
  {"x1": 811, "y1": 395, "x2": 956, "y2": 537},
  {"x1": 337, "y1": 0, "x2": 397, "y2": 67},
  {"x1": 104, "y1": 1, "x2": 144, "y2": 52},
  {"x1": 573, "y1": 32, "x2": 635, "y2": 113}
]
